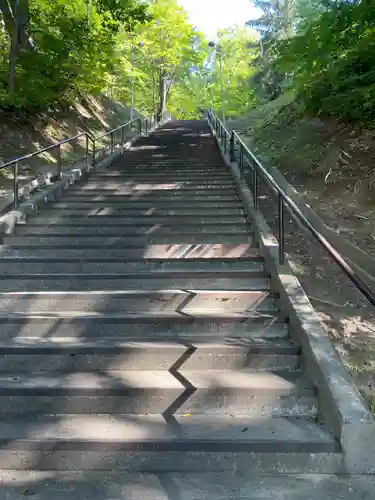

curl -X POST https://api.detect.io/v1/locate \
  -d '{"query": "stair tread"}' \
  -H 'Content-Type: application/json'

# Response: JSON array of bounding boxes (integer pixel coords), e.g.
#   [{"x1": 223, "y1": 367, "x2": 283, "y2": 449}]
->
[
  {"x1": 0, "y1": 337, "x2": 298, "y2": 353},
  {"x1": 0, "y1": 415, "x2": 337, "y2": 448},
  {"x1": 0, "y1": 370, "x2": 310, "y2": 392},
  {"x1": 0, "y1": 243, "x2": 259, "y2": 260},
  {"x1": 0, "y1": 260, "x2": 264, "y2": 275},
  {"x1": 5, "y1": 235, "x2": 255, "y2": 246},
  {"x1": 0, "y1": 278, "x2": 271, "y2": 292}
]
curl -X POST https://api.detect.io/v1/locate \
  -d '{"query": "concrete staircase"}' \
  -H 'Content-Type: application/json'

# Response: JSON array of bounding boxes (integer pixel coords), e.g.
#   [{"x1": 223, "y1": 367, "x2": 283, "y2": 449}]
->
[{"x1": 0, "y1": 120, "x2": 342, "y2": 473}]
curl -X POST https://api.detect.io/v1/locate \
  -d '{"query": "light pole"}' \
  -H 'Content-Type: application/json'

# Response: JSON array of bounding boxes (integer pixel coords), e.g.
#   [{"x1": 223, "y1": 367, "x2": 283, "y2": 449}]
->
[
  {"x1": 208, "y1": 41, "x2": 225, "y2": 124},
  {"x1": 217, "y1": 44, "x2": 225, "y2": 125},
  {"x1": 208, "y1": 41, "x2": 215, "y2": 111},
  {"x1": 130, "y1": 41, "x2": 144, "y2": 121}
]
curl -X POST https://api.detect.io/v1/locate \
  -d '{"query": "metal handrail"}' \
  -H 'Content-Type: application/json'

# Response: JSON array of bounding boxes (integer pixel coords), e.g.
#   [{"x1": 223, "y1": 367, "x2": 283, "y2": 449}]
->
[
  {"x1": 206, "y1": 109, "x2": 375, "y2": 309},
  {"x1": 0, "y1": 113, "x2": 162, "y2": 212},
  {"x1": 0, "y1": 132, "x2": 90, "y2": 172}
]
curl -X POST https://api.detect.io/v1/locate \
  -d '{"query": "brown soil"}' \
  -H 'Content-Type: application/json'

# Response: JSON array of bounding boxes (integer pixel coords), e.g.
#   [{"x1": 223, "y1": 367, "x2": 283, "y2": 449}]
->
[{"x1": 0, "y1": 94, "x2": 132, "y2": 199}]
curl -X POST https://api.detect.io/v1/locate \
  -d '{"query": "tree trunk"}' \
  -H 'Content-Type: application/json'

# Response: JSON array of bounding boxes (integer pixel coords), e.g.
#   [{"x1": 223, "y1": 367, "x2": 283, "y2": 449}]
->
[
  {"x1": 0, "y1": 0, "x2": 31, "y2": 92},
  {"x1": 157, "y1": 67, "x2": 166, "y2": 122},
  {"x1": 8, "y1": 13, "x2": 18, "y2": 92},
  {"x1": 152, "y1": 61, "x2": 156, "y2": 119}
]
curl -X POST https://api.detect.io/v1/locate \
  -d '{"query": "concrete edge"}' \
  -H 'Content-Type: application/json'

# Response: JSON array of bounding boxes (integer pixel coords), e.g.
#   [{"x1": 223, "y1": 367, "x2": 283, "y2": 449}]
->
[
  {"x1": 0, "y1": 131, "x2": 145, "y2": 238},
  {"x1": 208, "y1": 120, "x2": 375, "y2": 474}
]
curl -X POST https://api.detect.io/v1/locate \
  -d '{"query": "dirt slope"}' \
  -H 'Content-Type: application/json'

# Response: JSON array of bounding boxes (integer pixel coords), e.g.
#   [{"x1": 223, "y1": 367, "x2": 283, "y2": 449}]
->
[{"x1": 229, "y1": 95, "x2": 375, "y2": 410}]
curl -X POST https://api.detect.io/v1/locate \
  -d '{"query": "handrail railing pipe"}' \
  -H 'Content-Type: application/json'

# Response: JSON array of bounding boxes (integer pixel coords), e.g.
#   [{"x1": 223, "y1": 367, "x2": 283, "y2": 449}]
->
[
  {"x1": 0, "y1": 132, "x2": 88, "y2": 211},
  {"x1": 0, "y1": 112, "x2": 166, "y2": 213},
  {"x1": 205, "y1": 109, "x2": 375, "y2": 309}
]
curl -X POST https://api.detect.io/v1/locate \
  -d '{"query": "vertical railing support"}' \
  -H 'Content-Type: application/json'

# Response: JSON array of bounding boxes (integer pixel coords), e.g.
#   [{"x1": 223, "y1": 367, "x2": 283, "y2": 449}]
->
[
  {"x1": 230, "y1": 132, "x2": 235, "y2": 162},
  {"x1": 92, "y1": 140, "x2": 96, "y2": 168},
  {"x1": 85, "y1": 134, "x2": 89, "y2": 168},
  {"x1": 110, "y1": 132, "x2": 114, "y2": 156},
  {"x1": 278, "y1": 193, "x2": 285, "y2": 264},
  {"x1": 239, "y1": 143, "x2": 244, "y2": 181},
  {"x1": 57, "y1": 144, "x2": 62, "y2": 179},
  {"x1": 13, "y1": 162, "x2": 19, "y2": 211},
  {"x1": 121, "y1": 127, "x2": 125, "y2": 154},
  {"x1": 253, "y1": 161, "x2": 258, "y2": 210}
]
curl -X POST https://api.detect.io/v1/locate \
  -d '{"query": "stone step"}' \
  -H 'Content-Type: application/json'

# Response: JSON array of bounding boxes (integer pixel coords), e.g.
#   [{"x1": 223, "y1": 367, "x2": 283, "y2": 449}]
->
[
  {"x1": 41, "y1": 207, "x2": 246, "y2": 217},
  {"x1": 5, "y1": 234, "x2": 255, "y2": 247},
  {"x1": 74, "y1": 181, "x2": 237, "y2": 190},
  {"x1": 61, "y1": 191, "x2": 240, "y2": 199},
  {"x1": 68, "y1": 187, "x2": 238, "y2": 196},
  {"x1": 0, "y1": 243, "x2": 259, "y2": 260},
  {"x1": 50, "y1": 201, "x2": 242, "y2": 209},
  {"x1": 0, "y1": 313, "x2": 287, "y2": 340},
  {"x1": 0, "y1": 259, "x2": 265, "y2": 275},
  {"x1": 107, "y1": 166, "x2": 228, "y2": 171},
  {"x1": 25, "y1": 215, "x2": 248, "y2": 226},
  {"x1": 89, "y1": 173, "x2": 233, "y2": 180},
  {"x1": 0, "y1": 290, "x2": 278, "y2": 313},
  {"x1": 0, "y1": 276, "x2": 270, "y2": 292},
  {"x1": 6, "y1": 471, "x2": 371, "y2": 498},
  {"x1": 0, "y1": 336, "x2": 298, "y2": 356},
  {"x1": 59, "y1": 194, "x2": 241, "y2": 202},
  {"x1": 0, "y1": 416, "x2": 339, "y2": 473},
  {"x1": 15, "y1": 224, "x2": 251, "y2": 237},
  {"x1": 0, "y1": 337, "x2": 300, "y2": 371},
  {"x1": 0, "y1": 372, "x2": 314, "y2": 417}
]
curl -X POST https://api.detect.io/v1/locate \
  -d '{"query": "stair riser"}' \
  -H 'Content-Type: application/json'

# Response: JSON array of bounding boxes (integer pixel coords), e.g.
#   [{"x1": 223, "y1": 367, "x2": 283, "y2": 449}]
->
[
  {"x1": 0, "y1": 261, "x2": 264, "y2": 275},
  {"x1": 15, "y1": 225, "x2": 251, "y2": 236},
  {"x1": 40, "y1": 208, "x2": 246, "y2": 216},
  {"x1": 0, "y1": 245, "x2": 259, "y2": 260},
  {"x1": 0, "y1": 292, "x2": 278, "y2": 313},
  {"x1": 60, "y1": 194, "x2": 240, "y2": 201},
  {"x1": 0, "y1": 353, "x2": 300, "y2": 372},
  {"x1": 0, "y1": 450, "x2": 343, "y2": 473},
  {"x1": 5, "y1": 235, "x2": 255, "y2": 247},
  {"x1": 0, "y1": 277, "x2": 270, "y2": 292},
  {"x1": 107, "y1": 166, "x2": 227, "y2": 171},
  {"x1": 71, "y1": 182, "x2": 237, "y2": 189},
  {"x1": 88, "y1": 175, "x2": 234, "y2": 181},
  {"x1": 24, "y1": 216, "x2": 248, "y2": 226},
  {"x1": 0, "y1": 392, "x2": 314, "y2": 417},
  {"x1": 68, "y1": 188, "x2": 238, "y2": 196},
  {"x1": 0, "y1": 319, "x2": 287, "y2": 340},
  {"x1": 49, "y1": 203, "x2": 242, "y2": 211}
]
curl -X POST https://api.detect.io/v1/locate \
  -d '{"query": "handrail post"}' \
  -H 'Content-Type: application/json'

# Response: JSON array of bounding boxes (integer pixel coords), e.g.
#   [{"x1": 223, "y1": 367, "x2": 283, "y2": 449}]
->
[
  {"x1": 57, "y1": 144, "x2": 62, "y2": 179},
  {"x1": 223, "y1": 132, "x2": 227, "y2": 156},
  {"x1": 239, "y1": 143, "x2": 244, "y2": 181},
  {"x1": 230, "y1": 132, "x2": 235, "y2": 162},
  {"x1": 138, "y1": 118, "x2": 142, "y2": 135},
  {"x1": 121, "y1": 127, "x2": 125, "y2": 154},
  {"x1": 92, "y1": 140, "x2": 96, "y2": 168},
  {"x1": 13, "y1": 162, "x2": 19, "y2": 211},
  {"x1": 278, "y1": 193, "x2": 285, "y2": 264},
  {"x1": 253, "y1": 161, "x2": 258, "y2": 210},
  {"x1": 85, "y1": 135, "x2": 89, "y2": 168},
  {"x1": 110, "y1": 131, "x2": 114, "y2": 156}
]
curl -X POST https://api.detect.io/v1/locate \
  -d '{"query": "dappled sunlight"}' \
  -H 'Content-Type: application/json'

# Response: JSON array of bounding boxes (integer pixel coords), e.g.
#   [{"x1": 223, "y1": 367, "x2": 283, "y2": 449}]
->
[
  {"x1": 130, "y1": 145, "x2": 165, "y2": 151},
  {"x1": 142, "y1": 243, "x2": 257, "y2": 259}
]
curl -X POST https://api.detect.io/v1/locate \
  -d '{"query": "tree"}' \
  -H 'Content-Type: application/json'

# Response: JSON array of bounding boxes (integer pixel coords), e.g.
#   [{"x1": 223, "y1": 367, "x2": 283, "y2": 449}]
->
[
  {"x1": 247, "y1": 0, "x2": 297, "y2": 100},
  {"x1": 0, "y1": 0, "x2": 32, "y2": 91},
  {"x1": 0, "y1": 0, "x2": 149, "y2": 109}
]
